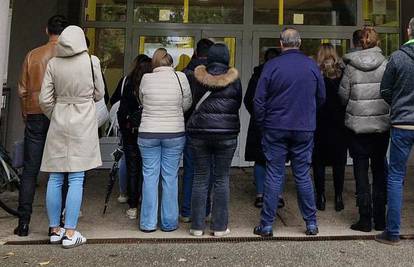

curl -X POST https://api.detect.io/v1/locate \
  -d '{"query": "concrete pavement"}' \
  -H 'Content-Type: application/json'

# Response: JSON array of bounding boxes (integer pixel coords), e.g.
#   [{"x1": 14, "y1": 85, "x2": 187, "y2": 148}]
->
[{"x1": 1, "y1": 167, "x2": 414, "y2": 243}]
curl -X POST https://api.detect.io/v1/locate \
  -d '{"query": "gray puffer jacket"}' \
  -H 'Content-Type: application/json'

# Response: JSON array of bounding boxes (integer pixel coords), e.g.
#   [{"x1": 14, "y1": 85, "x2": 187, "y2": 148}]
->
[{"x1": 339, "y1": 47, "x2": 390, "y2": 134}]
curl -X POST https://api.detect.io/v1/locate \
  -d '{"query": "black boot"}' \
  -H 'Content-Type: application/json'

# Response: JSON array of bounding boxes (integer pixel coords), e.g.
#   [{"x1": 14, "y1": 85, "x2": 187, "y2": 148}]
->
[
  {"x1": 316, "y1": 194, "x2": 326, "y2": 211},
  {"x1": 335, "y1": 195, "x2": 344, "y2": 212},
  {"x1": 14, "y1": 222, "x2": 29, "y2": 237},
  {"x1": 350, "y1": 217, "x2": 372, "y2": 232}
]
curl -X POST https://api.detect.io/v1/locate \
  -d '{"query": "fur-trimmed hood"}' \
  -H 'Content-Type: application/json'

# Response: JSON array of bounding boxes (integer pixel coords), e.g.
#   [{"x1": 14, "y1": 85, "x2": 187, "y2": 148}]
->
[{"x1": 194, "y1": 65, "x2": 239, "y2": 88}]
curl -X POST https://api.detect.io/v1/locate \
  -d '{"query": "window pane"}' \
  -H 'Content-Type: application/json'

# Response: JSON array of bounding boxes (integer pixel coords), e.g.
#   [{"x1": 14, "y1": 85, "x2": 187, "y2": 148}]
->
[
  {"x1": 254, "y1": 0, "x2": 357, "y2": 26},
  {"x1": 379, "y1": 33, "x2": 400, "y2": 57},
  {"x1": 138, "y1": 36, "x2": 195, "y2": 70},
  {"x1": 259, "y1": 37, "x2": 350, "y2": 64},
  {"x1": 363, "y1": 0, "x2": 399, "y2": 27},
  {"x1": 84, "y1": 0, "x2": 127, "y2": 22},
  {"x1": 85, "y1": 28, "x2": 125, "y2": 96},
  {"x1": 134, "y1": 0, "x2": 243, "y2": 24}
]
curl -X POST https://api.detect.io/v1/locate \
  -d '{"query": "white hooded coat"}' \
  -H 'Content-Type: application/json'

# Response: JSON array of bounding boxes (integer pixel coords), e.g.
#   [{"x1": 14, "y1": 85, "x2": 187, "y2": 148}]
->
[{"x1": 39, "y1": 26, "x2": 105, "y2": 172}]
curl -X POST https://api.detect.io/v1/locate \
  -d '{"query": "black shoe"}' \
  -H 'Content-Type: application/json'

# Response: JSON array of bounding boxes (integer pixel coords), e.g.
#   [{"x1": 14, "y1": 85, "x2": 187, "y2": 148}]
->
[
  {"x1": 161, "y1": 227, "x2": 178, "y2": 232},
  {"x1": 335, "y1": 195, "x2": 344, "y2": 212},
  {"x1": 253, "y1": 225, "x2": 273, "y2": 237},
  {"x1": 316, "y1": 194, "x2": 326, "y2": 211},
  {"x1": 140, "y1": 228, "x2": 156, "y2": 233},
  {"x1": 254, "y1": 197, "x2": 263, "y2": 209},
  {"x1": 278, "y1": 198, "x2": 285, "y2": 209},
  {"x1": 350, "y1": 219, "x2": 372, "y2": 232},
  {"x1": 375, "y1": 231, "x2": 401, "y2": 246},
  {"x1": 374, "y1": 220, "x2": 386, "y2": 231},
  {"x1": 14, "y1": 223, "x2": 29, "y2": 237},
  {"x1": 305, "y1": 227, "x2": 319, "y2": 236},
  {"x1": 254, "y1": 197, "x2": 263, "y2": 208}
]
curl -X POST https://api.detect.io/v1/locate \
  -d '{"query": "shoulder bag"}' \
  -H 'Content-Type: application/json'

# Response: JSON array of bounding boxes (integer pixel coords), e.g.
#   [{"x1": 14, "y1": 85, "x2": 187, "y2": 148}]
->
[{"x1": 90, "y1": 56, "x2": 109, "y2": 127}]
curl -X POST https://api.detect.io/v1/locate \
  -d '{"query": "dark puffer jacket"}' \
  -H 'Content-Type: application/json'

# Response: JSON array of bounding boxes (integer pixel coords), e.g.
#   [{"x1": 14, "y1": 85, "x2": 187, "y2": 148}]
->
[
  {"x1": 381, "y1": 43, "x2": 414, "y2": 126},
  {"x1": 186, "y1": 63, "x2": 242, "y2": 138}
]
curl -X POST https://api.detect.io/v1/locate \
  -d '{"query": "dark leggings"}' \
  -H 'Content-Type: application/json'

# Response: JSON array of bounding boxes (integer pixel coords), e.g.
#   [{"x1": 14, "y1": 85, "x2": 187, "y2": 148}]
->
[{"x1": 313, "y1": 163, "x2": 345, "y2": 197}]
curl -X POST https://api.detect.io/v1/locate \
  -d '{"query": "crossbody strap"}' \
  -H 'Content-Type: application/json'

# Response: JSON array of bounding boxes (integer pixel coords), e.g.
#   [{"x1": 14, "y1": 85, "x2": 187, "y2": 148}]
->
[
  {"x1": 195, "y1": 91, "x2": 212, "y2": 111},
  {"x1": 174, "y1": 72, "x2": 184, "y2": 96},
  {"x1": 120, "y1": 76, "x2": 127, "y2": 96}
]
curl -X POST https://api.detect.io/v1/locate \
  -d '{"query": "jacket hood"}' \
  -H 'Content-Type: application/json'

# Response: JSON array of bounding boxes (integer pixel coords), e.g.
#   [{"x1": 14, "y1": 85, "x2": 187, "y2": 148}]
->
[
  {"x1": 400, "y1": 44, "x2": 414, "y2": 60},
  {"x1": 56, "y1": 26, "x2": 88, "y2": 57},
  {"x1": 343, "y1": 47, "x2": 386, "y2": 71},
  {"x1": 194, "y1": 65, "x2": 239, "y2": 88}
]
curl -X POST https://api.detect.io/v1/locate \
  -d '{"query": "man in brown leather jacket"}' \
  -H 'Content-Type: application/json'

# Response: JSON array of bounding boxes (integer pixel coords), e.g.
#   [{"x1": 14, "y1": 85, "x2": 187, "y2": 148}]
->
[{"x1": 14, "y1": 15, "x2": 68, "y2": 236}]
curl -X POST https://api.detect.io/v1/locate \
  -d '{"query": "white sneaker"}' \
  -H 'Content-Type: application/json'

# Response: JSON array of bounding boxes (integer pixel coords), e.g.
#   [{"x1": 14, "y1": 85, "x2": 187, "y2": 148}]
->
[
  {"x1": 213, "y1": 228, "x2": 231, "y2": 237},
  {"x1": 50, "y1": 228, "x2": 66, "y2": 244},
  {"x1": 62, "y1": 231, "x2": 86, "y2": 249},
  {"x1": 126, "y1": 208, "x2": 137, "y2": 219},
  {"x1": 117, "y1": 194, "x2": 128, "y2": 204},
  {"x1": 189, "y1": 229, "x2": 204, "y2": 236}
]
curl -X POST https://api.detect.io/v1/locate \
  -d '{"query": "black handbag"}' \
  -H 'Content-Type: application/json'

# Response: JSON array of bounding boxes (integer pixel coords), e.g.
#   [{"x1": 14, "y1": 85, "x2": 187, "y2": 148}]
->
[{"x1": 127, "y1": 104, "x2": 143, "y2": 129}]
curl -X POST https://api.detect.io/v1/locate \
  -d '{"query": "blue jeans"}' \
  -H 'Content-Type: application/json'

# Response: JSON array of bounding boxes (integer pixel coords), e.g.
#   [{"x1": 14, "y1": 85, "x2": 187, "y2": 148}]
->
[
  {"x1": 118, "y1": 155, "x2": 127, "y2": 194},
  {"x1": 138, "y1": 136, "x2": 186, "y2": 231},
  {"x1": 386, "y1": 128, "x2": 414, "y2": 238},
  {"x1": 254, "y1": 163, "x2": 266, "y2": 195},
  {"x1": 46, "y1": 172, "x2": 85, "y2": 229},
  {"x1": 190, "y1": 138, "x2": 237, "y2": 231},
  {"x1": 260, "y1": 130, "x2": 317, "y2": 230},
  {"x1": 181, "y1": 135, "x2": 212, "y2": 218}
]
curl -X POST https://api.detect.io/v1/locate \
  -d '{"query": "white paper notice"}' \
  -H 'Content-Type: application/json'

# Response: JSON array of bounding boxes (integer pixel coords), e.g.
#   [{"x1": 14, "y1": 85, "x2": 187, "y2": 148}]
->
[
  {"x1": 159, "y1": 10, "x2": 171, "y2": 21},
  {"x1": 293, "y1": 14, "x2": 304, "y2": 25}
]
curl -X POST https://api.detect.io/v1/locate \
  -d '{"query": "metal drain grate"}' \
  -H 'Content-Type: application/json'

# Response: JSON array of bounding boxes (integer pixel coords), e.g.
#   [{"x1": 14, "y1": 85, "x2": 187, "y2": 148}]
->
[{"x1": 5, "y1": 234, "x2": 414, "y2": 246}]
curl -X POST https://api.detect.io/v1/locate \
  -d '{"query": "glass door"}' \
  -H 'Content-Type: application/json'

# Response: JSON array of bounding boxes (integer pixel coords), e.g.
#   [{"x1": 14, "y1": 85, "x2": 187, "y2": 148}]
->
[
  {"x1": 252, "y1": 31, "x2": 352, "y2": 67},
  {"x1": 133, "y1": 29, "x2": 201, "y2": 70}
]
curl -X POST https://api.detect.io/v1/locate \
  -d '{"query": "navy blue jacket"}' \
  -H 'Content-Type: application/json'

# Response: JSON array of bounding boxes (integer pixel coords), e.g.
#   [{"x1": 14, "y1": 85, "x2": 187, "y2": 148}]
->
[{"x1": 254, "y1": 49, "x2": 326, "y2": 132}]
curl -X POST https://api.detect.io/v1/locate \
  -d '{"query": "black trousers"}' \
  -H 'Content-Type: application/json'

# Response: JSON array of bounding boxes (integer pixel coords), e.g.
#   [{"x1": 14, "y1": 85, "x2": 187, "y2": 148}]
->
[
  {"x1": 313, "y1": 163, "x2": 345, "y2": 197},
  {"x1": 121, "y1": 128, "x2": 142, "y2": 209},
  {"x1": 18, "y1": 114, "x2": 50, "y2": 224},
  {"x1": 349, "y1": 131, "x2": 389, "y2": 223}
]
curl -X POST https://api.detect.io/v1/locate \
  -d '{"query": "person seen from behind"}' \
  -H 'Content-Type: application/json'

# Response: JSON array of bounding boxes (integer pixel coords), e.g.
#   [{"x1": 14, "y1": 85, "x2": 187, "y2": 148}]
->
[
  {"x1": 15, "y1": 15, "x2": 68, "y2": 237},
  {"x1": 376, "y1": 18, "x2": 414, "y2": 245},
  {"x1": 313, "y1": 44, "x2": 347, "y2": 212},
  {"x1": 187, "y1": 43, "x2": 242, "y2": 237},
  {"x1": 138, "y1": 48, "x2": 192, "y2": 232},
  {"x1": 116, "y1": 55, "x2": 152, "y2": 219},
  {"x1": 181, "y1": 39, "x2": 214, "y2": 223},
  {"x1": 339, "y1": 26, "x2": 390, "y2": 233},
  {"x1": 244, "y1": 48, "x2": 286, "y2": 209},
  {"x1": 253, "y1": 27, "x2": 326, "y2": 237},
  {"x1": 39, "y1": 25, "x2": 105, "y2": 248}
]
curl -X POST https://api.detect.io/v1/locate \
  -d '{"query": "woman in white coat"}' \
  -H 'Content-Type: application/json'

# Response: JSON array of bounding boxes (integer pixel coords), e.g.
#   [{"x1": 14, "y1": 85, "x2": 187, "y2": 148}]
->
[
  {"x1": 39, "y1": 25, "x2": 105, "y2": 248},
  {"x1": 138, "y1": 48, "x2": 192, "y2": 232}
]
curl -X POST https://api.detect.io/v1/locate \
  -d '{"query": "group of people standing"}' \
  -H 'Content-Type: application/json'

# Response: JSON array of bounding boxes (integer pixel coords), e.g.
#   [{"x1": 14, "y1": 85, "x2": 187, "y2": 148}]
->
[{"x1": 13, "y1": 13, "x2": 414, "y2": 248}]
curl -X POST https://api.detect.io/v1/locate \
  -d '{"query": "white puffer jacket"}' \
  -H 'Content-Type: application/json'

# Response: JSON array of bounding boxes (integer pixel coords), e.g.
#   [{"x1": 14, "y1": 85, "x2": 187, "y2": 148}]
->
[{"x1": 139, "y1": 66, "x2": 192, "y2": 134}]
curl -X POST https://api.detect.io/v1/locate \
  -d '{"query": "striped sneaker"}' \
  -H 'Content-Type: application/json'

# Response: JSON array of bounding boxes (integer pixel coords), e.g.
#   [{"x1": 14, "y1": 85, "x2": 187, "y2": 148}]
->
[
  {"x1": 62, "y1": 231, "x2": 87, "y2": 249},
  {"x1": 50, "y1": 228, "x2": 66, "y2": 244}
]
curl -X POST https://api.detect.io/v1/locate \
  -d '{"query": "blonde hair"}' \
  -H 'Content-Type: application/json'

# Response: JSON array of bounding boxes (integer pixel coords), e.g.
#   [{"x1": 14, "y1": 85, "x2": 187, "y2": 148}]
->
[
  {"x1": 361, "y1": 26, "x2": 380, "y2": 49},
  {"x1": 316, "y1": 43, "x2": 342, "y2": 79},
  {"x1": 152, "y1": 48, "x2": 173, "y2": 68}
]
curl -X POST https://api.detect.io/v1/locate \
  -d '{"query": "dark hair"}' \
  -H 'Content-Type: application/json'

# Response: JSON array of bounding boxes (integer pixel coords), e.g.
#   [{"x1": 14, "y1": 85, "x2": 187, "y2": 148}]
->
[
  {"x1": 196, "y1": 39, "x2": 214, "y2": 58},
  {"x1": 352, "y1": 29, "x2": 363, "y2": 48},
  {"x1": 129, "y1": 54, "x2": 152, "y2": 96},
  {"x1": 264, "y1": 48, "x2": 281, "y2": 62},
  {"x1": 85, "y1": 36, "x2": 90, "y2": 48},
  {"x1": 47, "y1": 15, "x2": 68, "y2": 35}
]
